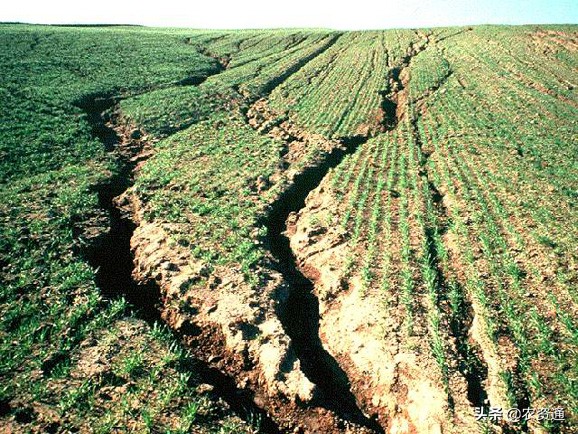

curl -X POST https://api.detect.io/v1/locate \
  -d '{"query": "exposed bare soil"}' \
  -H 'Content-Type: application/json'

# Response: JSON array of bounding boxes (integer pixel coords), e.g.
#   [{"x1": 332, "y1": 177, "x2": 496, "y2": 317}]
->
[{"x1": 287, "y1": 181, "x2": 459, "y2": 433}]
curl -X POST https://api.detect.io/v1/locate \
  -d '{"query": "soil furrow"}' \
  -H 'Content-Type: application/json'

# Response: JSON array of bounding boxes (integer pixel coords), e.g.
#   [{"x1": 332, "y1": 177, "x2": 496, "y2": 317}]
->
[
  {"x1": 433, "y1": 27, "x2": 474, "y2": 44},
  {"x1": 247, "y1": 33, "x2": 342, "y2": 101},
  {"x1": 263, "y1": 134, "x2": 384, "y2": 432},
  {"x1": 410, "y1": 115, "x2": 491, "y2": 408},
  {"x1": 379, "y1": 33, "x2": 430, "y2": 129}
]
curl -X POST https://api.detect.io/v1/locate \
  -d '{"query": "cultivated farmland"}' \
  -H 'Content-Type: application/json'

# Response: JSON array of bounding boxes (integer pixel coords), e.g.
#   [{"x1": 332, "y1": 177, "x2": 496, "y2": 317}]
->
[{"x1": 0, "y1": 24, "x2": 577, "y2": 434}]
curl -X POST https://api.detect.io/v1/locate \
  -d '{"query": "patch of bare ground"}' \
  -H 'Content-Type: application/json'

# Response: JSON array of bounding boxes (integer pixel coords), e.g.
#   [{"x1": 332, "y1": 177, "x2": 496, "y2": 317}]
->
[
  {"x1": 123, "y1": 194, "x2": 326, "y2": 421},
  {"x1": 532, "y1": 30, "x2": 578, "y2": 53}
]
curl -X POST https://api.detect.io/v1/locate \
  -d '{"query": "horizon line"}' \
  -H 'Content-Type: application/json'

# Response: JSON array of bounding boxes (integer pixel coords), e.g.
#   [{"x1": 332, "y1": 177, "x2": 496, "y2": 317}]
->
[{"x1": 2, "y1": 21, "x2": 577, "y2": 32}]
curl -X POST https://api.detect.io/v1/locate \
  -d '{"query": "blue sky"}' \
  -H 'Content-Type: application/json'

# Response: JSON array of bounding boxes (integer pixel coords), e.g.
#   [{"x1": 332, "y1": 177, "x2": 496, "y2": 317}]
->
[{"x1": 2, "y1": 0, "x2": 577, "y2": 29}]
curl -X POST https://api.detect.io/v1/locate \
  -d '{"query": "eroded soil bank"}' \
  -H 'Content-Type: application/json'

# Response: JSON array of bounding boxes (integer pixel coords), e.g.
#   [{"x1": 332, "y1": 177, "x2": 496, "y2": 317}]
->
[
  {"x1": 77, "y1": 95, "x2": 281, "y2": 433},
  {"x1": 263, "y1": 133, "x2": 385, "y2": 432}
]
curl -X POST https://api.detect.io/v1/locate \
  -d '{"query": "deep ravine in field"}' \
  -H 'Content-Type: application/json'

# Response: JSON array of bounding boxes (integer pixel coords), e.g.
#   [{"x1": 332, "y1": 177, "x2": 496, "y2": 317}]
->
[
  {"x1": 259, "y1": 29, "x2": 493, "y2": 433},
  {"x1": 255, "y1": 35, "x2": 433, "y2": 433},
  {"x1": 262, "y1": 134, "x2": 386, "y2": 433},
  {"x1": 253, "y1": 36, "x2": 432, "y2": 433},
  {"x1": 76, "y1": 93, "x2": 281, "y2": 434}
]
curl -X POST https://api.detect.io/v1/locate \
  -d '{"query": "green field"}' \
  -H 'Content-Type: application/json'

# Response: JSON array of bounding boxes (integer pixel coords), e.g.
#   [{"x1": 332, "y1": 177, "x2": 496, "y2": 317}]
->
[{"x1": 0, "y1": 23, "x2": 577, "y2": 433}]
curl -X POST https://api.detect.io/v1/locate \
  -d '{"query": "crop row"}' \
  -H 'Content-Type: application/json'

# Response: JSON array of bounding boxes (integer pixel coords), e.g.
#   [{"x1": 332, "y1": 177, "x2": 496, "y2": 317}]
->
[{"x1": 269, "y1": 31, "x2": 425, "y2": 138}]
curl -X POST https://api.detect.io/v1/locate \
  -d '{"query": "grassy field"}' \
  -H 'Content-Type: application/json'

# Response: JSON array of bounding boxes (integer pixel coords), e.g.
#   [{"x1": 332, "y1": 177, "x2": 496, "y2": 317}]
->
[{"x1": 0, "y1": 23, "x2": 577, "y2": 433}]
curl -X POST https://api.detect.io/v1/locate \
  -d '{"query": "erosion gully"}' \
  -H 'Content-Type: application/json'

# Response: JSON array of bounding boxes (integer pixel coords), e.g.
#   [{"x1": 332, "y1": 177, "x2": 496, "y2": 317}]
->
[
  {"x1": 263, "y1": 134, "x2": 385, "y2": 433},
  {"x1": 409, "y1": 117, "x2": 490, "y2": 411},
  {"x1": 76, "y1": 94, "x2": 280, "y2": 433},
  {"x1": 259, "y1": 35, "x2": 438, "y2": 433}
]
